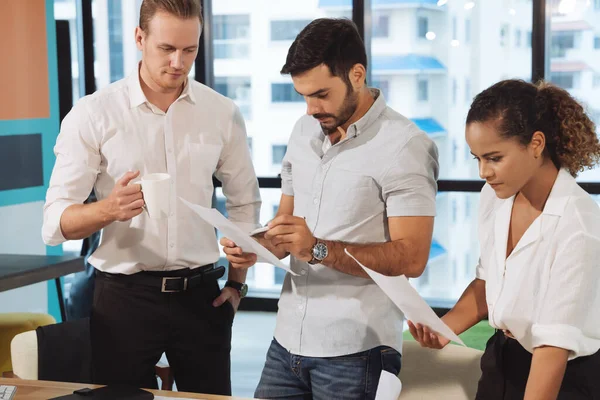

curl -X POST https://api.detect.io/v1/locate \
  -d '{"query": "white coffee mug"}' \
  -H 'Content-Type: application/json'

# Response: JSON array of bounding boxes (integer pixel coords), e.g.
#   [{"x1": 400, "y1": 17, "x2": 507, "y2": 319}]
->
[{"x1": 140, "y1": 173, "x2": 171, "y2": 219}]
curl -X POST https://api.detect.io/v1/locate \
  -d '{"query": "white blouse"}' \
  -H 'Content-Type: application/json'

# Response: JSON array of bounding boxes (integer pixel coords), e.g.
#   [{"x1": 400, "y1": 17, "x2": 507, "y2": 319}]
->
[{"x1": 476, "y1": 169, "x2": 600, "y2": 359}]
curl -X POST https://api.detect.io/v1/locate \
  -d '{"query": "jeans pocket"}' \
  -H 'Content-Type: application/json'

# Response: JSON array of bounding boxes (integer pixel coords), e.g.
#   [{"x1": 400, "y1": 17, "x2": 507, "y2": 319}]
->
[{"x1": 318, "y1": 354, "x2": 369, "y2": 399}]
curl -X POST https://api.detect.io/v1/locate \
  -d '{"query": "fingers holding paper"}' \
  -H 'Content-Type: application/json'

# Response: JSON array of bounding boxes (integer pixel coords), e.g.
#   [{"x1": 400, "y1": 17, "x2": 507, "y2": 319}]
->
[
  {"x1": 220, "y1": 237, "x2": 257, "y2": 269},
  {"x1": 265, "y1": 215, "x2": 316, "y2": 262},
  {"x1": 407, "y1": 320, "x2": 450, "y2": 349}
]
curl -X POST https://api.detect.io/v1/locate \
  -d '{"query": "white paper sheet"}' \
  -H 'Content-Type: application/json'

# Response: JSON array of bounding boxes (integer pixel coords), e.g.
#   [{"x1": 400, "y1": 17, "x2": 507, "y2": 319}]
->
[
  {"x1": 249, "y1": 226, "x2": 269, "y2": 236},
  {"x1": 180, "y1": 198, "x2": 297, "y2": 276},
  {"x1": 375, "y1": 370, "x2": 402, "y2": 400},
  {"x1": 345, "y1": 249, "x2": 465, "y2": 346}
]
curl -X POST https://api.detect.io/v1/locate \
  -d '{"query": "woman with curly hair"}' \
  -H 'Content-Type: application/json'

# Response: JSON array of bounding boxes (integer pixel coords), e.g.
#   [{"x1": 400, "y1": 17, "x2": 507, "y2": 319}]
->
[{"x1": 409, "y1": 79, "x2": 600, "y2": 399}]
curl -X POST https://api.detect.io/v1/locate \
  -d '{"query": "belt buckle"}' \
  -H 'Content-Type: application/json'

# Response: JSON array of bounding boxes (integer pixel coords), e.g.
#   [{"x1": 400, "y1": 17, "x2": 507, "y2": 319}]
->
[{"x1": 161, "y1": 277, "x2": 188, "y2": 293}]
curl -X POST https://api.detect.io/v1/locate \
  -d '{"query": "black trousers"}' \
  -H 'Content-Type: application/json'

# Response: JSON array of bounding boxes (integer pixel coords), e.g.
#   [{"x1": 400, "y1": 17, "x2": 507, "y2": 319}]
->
[
  {"x1": 476, "y1": 330, "x2": 600, "y2": 399},
  {"x1": 90, "y1": 269, "x2": 234, "y2": 395}
]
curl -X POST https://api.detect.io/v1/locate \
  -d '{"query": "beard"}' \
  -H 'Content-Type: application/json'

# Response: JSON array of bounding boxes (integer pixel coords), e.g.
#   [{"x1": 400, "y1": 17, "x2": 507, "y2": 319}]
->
[{"x1": 313, "y1": 86, "x2": 359, "y2": 135}]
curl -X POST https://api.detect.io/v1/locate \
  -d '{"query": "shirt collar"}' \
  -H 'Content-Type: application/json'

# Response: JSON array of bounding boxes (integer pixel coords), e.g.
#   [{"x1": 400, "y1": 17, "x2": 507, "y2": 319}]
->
[
  {"x1": 127, "y1": 65, "x2": 147, "y2": 109},
  {"x1": 180, "y1": 78, "x2": 196, "y2": 104},
  {"x1": 127, "y1": 63, "x2": 196, "y2": 109},
  {"x1": 346, "y1": 88, "x2": 386, "y2": 139},
  {"x1": 542, "y1": 168, "x2": 575, "y2": 217}
]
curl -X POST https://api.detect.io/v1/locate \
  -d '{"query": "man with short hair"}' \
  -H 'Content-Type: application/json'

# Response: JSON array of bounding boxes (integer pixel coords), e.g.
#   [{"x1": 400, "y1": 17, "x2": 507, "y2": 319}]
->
[
  {"x1": 43, "y1": 0, "x2": 260, "y2": 394},
  {"x1": 221, "y1": 18, "x2": 439, "y2": 400}
]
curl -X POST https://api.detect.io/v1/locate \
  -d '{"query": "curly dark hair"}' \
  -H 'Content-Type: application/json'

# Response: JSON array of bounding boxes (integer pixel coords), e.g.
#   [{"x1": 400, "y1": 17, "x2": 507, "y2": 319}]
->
[{"x1": 466, "y1": 79, "x2": 600, "y2": 176}]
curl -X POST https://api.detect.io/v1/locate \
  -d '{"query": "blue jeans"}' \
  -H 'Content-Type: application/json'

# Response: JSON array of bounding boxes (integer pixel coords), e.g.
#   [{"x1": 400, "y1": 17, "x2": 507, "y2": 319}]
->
[{"x1": 255, "y1": 339, "x2": 401, "y2": 400}]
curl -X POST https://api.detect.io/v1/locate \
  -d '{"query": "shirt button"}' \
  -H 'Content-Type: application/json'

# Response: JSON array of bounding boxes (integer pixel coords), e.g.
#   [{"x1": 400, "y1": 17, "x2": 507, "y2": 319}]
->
[
  {"x1": 169, "y1": 212, "x2": 174, "y2": 217},
  {"x1": 313, "y1": 198, "x2": 318, "y2": 204},
  {"x1": 168, "y1": 148, "x2": 173, "y2": 153},
  {"x1": 298, "y1": 304, "x2": 304, "y2": 310},
  {"x1": 169, "y1": 243, "x2": 175, "y2": 248},
  {"x1": 300, "y1": 270, "x2": 306, "y2": 276}
]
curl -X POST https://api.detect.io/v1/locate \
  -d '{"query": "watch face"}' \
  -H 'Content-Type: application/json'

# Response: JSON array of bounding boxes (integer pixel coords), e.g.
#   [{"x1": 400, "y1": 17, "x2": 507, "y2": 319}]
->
[
  {"x1": 313, "y1": 242, "x2": 328, "y2": 261},
  {"x1": 240, "y1": 283, "x2": 248, "y2": 298}
]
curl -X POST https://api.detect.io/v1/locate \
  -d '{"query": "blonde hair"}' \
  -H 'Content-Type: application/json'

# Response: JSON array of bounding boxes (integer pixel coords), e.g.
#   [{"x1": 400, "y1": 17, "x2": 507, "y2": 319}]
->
[{"x1": 139, "y1": 0, "x2": 202, "y2": 33}]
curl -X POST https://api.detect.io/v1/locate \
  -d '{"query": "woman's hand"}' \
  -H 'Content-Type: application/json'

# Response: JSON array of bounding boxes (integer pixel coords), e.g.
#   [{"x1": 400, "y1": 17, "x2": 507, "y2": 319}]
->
[{"x1": 407, "y1": 320, "x2": 451, "y2": 349}]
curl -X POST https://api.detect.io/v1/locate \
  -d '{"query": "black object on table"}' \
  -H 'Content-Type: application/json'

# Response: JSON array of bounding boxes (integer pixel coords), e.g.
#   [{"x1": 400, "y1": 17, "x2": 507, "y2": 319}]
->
[
  {"x1": 49, "y1": 385, "x2": 154, "y2": 399},
  {"x1": 0, "y1": 254, "x2": 84, "y2": 322}
]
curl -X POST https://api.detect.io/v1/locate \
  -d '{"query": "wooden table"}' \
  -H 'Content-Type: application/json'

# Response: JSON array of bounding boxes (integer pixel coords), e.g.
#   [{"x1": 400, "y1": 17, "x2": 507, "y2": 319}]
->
[
  {"x1": 0, "y1": 378, "x2": 253, "y2": 399},
  {"x1": 0, "y1": 254, "x2": 84, "y2": 321}
]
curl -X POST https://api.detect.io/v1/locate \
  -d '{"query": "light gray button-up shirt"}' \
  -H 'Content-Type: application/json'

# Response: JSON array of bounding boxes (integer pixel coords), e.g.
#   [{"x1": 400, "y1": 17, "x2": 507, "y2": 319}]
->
[{"x1": 274, "y1": 90, "x2": 439, "y2": 357}]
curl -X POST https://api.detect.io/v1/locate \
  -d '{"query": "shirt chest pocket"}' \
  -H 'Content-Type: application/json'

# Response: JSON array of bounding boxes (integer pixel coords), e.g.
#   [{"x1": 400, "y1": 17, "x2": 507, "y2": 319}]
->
[
  {"x1": 324, "y1": 170, "x2": 382, "y2": 218},
  {"x1": 188, "y1": 143, "x2": 222, "y2": 185}
]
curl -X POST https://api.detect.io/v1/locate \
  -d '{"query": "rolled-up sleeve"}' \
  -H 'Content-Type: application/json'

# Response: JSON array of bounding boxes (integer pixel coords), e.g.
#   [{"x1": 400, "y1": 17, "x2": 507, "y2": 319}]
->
[
  {"x1": 215, "y1": 104, "x2": 261, "y2": 233},
  {"x1": 280, "y1": 120, "x2": 302, "y2": 197},
  {"x1": 381, "y1": 133, "x2": 439, "y2": 217},
  {"x1": 42, "y1": 100, "x2": 101, "y2": 246},
  {"x1": 531, "y1": 231, "x2": 600, "y2": 359},
  {"x1": 475, "y1": 258, "x2": 485, "y2": 281}
]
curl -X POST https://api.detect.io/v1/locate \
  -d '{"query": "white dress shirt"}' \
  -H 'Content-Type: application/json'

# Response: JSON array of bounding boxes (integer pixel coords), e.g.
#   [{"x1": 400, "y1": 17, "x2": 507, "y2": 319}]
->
[
  {"x1": 42, "y1": 66, "x2": 261, "y2": 274},
  {"x1": 275, "y1": 91, "x2": 439, "y2": 357},
  {"x1": 477, "y1": 169, "x2": 600, "y2": 359}
]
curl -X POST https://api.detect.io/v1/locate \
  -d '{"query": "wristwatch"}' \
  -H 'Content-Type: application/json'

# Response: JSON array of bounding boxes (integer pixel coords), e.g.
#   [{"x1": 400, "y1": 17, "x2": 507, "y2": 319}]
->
[
  {"x1": 308, "y1": 240, "x2": 328, "y2": 264},
  {"x1": 225, "y1": 280, "x2": 248, "y2": 298}
]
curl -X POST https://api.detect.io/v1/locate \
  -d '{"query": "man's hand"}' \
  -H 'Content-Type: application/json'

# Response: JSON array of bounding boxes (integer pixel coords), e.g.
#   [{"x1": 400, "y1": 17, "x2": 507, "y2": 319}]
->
[
  {"x1": 102, "y1": 171, "x2": 144, "y2": 222},
  {"x1": 212, "y1": 286, "x2": 241, "y2": 313},
  {"x1": 220, "y1": 237, "x2": 257, "y2": 269},
  {"x1": 265, "y1": 215, "x2": 316, "y2": 262}
]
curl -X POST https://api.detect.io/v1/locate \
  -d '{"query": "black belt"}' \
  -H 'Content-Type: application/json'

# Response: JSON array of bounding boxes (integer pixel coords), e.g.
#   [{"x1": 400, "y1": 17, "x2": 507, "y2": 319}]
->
[{"x1": 97, "y1": 264, "x2": 225, "y2": 293}]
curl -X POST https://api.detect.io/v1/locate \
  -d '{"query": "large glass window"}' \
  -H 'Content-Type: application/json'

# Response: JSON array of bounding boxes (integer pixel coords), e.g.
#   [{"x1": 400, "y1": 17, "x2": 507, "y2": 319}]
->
[
  {"x1": 271, "y1": 145, "x2": 288, "y2": 165},
  {"x1": 552, "y1": 32, "x2": 576, "y2": 58},
  {"x1": 214, "y1": 14, "x2": 251, "y2": 59},
  {"x1": 417, "y1": 78, "x2": 429, "y2": 101},
  {"x1": 271, "y1": 83, "x2": 303, "y2": 103},
  {"x1": 364, "y1": 0, "x2": 533, "y2": 303},
  {"x1": 271, "y1": 20, "x2": 312, "y2": 41},
  {"x1": 366, "y1": 1, "x2": 532, "y2": 183},
  {"x1": 547, "y1": 0, "x2": 600, "y2": 182},
  {"x1": 54, "y1": 0, "x2": 82, "y2": 105},
  {"x1": 411, "y1": 192, "x2": 481, "y2": 307},
  {"x1": 372, "y1": 12, "x2": 390, "y2": 38},
  {"x1": 107, "y1": 0, "x2": 124, "y2": 82},
  {"x1": 214, "y1": 76, "x2": 252, "y2": 120},
  {"x1": 372, "y1": 77, "x2": 390, "y2": 100},
  {"x1": 54, "y1": 0, "x2": 85, "y2": 257},
  {"x1": 92, "y1": 0, "x2": 143, "y2": 89},
  {"x1": 417, "y1": 16, "x2": 429, "y2": 39}
]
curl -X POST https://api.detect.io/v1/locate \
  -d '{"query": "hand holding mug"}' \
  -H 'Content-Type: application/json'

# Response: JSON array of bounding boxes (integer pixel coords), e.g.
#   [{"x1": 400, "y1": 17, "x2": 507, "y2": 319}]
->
[{"x1": 104, "y1": 171, "x2": 144, "y2": 222}]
